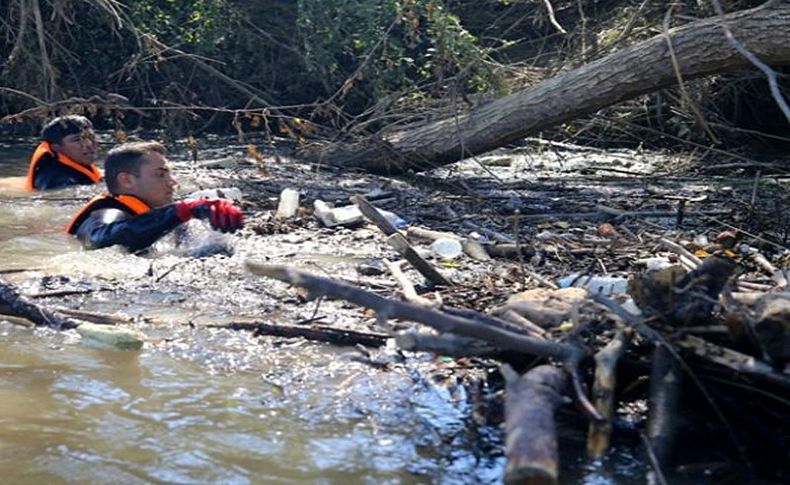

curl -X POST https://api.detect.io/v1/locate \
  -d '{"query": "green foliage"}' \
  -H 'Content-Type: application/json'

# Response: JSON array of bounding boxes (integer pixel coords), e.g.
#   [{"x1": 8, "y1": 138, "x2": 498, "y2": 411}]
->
[
  {"x1": 296, "y1": 0, "x2": 495, "y2": 108},
  {"x1": 129, "y1": 0, "x2": 231, "y2": 54}
]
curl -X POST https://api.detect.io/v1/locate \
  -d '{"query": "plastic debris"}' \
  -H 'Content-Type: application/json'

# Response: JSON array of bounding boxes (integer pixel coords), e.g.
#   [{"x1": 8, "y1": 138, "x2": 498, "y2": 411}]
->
[
  {"x1": 431, "y1": 238, "x2": 463, "y2": 260},
  {"x1": 557, "y1": 273, "x2": 628, "y2": 295},
  {"x1": 313, "y1": 200, "x2": 406, "y2": 228},
  {"x1": 275, "y1": 188, "x2": 300, "y2": 219}
]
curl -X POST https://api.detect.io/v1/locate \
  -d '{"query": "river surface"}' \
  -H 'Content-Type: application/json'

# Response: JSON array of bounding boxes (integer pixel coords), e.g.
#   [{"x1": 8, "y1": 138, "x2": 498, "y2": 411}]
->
[{"x1": 0, "y1": 135, "x2": 653, "y2": 484}]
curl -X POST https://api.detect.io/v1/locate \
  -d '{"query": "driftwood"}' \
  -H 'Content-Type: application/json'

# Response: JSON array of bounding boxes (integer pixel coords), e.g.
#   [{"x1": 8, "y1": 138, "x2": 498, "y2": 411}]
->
[
  {"x1": 387, "y1": 233, "x2": 453, "y2": 287},
  {"x1": 503, "y1": 364, "x2": 568, "y2": 485},
  {"x1": 304, "y1": 1, "x2": 790, "y2": 173},
  {"x1": 246, "y1": 262, "x2": 603, "y2": 422},
  {"x1": 646, "y1": 344, "x2": 683, "y2": 470},
  {"x1": 351, "y1": 195, "x2": 452, "y2": 287},
  {"x1": 0, "y1": 275, "x2": 79, "y2": 329},
  {"x1": 675, "y1": 334, "x2": 790, "y2": 389},
  {"x1": 750, "y1": 293, "x2": 790, "y2": 362},
  {"x1": 487, "y1": 243, "x2": 536, "y2": 259},
  {"x1": 406, "y1": 226, "x2": 491, "y2": 261},
  {"x1": 215, "y1": 321, "x2": 389, "y2": 348},
  {"x1": 246, "y1": 262, "x2": 582, "y2": 364},
  {"x1": 587, "y1": 328, "x2": 633, "y2": 459},
  {"x1": 497, "y1": 309, "x2": 548, "y2": 339},
  {"x1": 52, "y1": 307, "x2": 132, "y2": 325},
  {"x1": 396, "y1": 331, "x2": 497, "y2": 357},
  {"x1": 385, "y1": 260, "x2": 440, "y2": 308}
]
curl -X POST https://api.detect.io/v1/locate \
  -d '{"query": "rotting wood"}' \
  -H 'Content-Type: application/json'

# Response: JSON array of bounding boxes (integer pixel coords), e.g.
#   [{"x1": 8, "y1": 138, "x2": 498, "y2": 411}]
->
[
  {"x1": 396, "y1": 331, "x2": 497, "y2": 357},
  {"x1": 352, "y1": 194, "x2": 452, "y2": 287},
  {"x1": 0, "y1": 275, "x2": 79, "y2": 329},
  {"x1": 646, "y1": 344, "x2": 683, "y2": 471},
  {"x1": 384, "y1": 260, "x2": 440, "y2": 308},
  {"x1": 215, "y1": 320, "x2": 389, "y2": 348},
  {"x1": 675, "y1": 334, "x2": 790, "y2": 389},
  {"x1": 247, "y1": 262, "x2": 603, "y2": 422},
  {"x1": 387, "y1": 232, "x2": 453, "y2": 287},
  {"x1": 750, "y1": 293, "x2": 790, "y2": 363},
  {"x1": 246, "y1": 262, "x2": 583, "y2": 363},
  {"x1": 503, "y1": 364, "x2": 568, "y2": 485},
  {"x1": 587, "y1": 328, "x2": 633, "y2": 459}
]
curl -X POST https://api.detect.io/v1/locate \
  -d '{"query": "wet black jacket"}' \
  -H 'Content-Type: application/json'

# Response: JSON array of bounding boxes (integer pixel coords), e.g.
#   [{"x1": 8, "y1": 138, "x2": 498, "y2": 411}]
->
[
  {"x1": 29, "y1": 152, "x2": 101, "y2": 190},
  {"x1": 70, "y1": 198, "x2": 183, "y2": 252}
]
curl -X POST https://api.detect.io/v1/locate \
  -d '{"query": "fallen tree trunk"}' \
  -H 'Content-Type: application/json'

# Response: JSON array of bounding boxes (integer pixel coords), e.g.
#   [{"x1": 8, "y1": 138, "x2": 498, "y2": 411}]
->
[
  {"x1": 306, "y1": 0, "x2": 790, "y2": 174},
  {"x1": 503, "y1": 365, "x2": 568, "y2": 485},
  {"x1": 646, "y1": 344, "x2": 684, "y2": 471}
]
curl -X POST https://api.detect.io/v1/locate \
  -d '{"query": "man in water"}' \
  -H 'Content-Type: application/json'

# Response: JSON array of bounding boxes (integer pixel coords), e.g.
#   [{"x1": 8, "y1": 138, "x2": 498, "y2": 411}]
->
[
  {"x1": 26, "y1": 115, "x2": 103, "y2": 190},
  {"x1": 67, "y1": 141, "x2": 243, "y2": 252}
]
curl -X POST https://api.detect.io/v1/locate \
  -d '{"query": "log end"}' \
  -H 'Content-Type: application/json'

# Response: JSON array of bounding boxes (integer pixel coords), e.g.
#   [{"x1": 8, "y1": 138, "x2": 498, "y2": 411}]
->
[{"x1": 504, "y1": 459, "x2": 558, "y2": 485}]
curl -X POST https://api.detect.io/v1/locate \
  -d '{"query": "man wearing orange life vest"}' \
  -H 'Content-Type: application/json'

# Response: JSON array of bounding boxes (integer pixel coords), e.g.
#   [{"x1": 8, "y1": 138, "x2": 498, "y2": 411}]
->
[
  {"x1": 26, "y1": 115, "x2": 102, "y2": 190},
  {"x1": 67, "y1": 141, "x2": 243, "y2": 252}
]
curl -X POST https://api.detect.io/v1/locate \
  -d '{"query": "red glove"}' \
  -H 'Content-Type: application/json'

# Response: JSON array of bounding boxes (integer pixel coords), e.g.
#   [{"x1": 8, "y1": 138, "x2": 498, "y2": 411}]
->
[{"x1": 175, "y1": 199, "x2": 244, "y2": 233}]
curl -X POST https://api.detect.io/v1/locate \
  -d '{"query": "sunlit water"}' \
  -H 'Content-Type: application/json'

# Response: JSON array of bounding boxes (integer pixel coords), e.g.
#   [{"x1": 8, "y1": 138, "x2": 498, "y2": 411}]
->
[
  {"x1": 0, "y1": 137, "x2": 507, "y2": 484},
  {"x1": 0, "y1": 135, "x2": 662, "y2": 484}
]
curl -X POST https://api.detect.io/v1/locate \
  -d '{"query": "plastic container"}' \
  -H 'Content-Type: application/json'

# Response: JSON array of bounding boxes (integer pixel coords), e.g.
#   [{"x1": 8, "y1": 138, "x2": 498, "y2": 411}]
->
[
  {"x1": 275, "y1": 188, "x2": 300, "y2": 219},
  {"x1": 431, "y1": 238, "x2": 463, "y2": 260},
  {"x1": 557, "y1": 273, "x2": 628, "y2": 295}
]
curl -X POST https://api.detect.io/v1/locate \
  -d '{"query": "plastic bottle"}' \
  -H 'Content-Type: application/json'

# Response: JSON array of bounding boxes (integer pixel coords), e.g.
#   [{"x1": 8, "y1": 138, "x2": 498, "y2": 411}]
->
[{"x1": 557, "y1": 273, "x2": 628, "y2": 295}]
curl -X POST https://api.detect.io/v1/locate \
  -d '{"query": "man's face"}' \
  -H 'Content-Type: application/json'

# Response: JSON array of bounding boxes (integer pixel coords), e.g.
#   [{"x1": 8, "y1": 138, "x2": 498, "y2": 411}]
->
[
  {"x1": 125, "y1": 151, "x2": 176, "y2": 208},
  {"x1": 52, "y1": 129, "x2": 98, "y2": 167}
]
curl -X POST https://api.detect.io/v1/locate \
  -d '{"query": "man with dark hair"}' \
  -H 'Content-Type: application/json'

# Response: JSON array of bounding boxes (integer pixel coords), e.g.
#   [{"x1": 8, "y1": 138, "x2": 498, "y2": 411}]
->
[
  {"x1": 26, "y1": 115, "x2": 102, "y2": 190},
  {"x1": 67, "y1": 141, "x2": 243, "y2": 252}
]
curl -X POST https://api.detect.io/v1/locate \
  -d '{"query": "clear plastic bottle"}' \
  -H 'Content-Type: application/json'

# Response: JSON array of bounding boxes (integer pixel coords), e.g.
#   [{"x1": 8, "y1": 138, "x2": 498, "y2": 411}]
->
[{"x1": 557, "y1": 273, "x2": 628, "y2": 295}]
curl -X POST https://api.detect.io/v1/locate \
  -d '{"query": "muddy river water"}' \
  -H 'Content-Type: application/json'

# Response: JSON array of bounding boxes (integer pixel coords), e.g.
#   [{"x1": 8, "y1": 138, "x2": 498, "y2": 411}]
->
[{"x1": 0, "y1": 136, "x2": 655, "y2": 484}]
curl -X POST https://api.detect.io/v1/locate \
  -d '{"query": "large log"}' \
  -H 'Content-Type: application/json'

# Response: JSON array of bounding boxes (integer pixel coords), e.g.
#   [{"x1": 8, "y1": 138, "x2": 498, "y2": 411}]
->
[
  {"x1": 587, "y1": 328, "x2": 632, "y2": 459},
  {"x1": 503, "y1": 365, "x2": 568, "y2": 485},
  {"x1": 306, "y1": 1, "x2": 790, "y2": 174},
  {"x1": 645, "y1": 344, "x2": 683, "y2": 471}
]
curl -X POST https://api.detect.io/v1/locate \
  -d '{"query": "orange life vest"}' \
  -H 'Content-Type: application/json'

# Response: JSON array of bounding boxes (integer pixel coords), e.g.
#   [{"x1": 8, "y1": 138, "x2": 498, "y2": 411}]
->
[
  {"x1": 26, "y1": 141, "x2": 103, "y2": 191},
  {"x1": 66, "y1": 194, "x2": 151, "y2": 234}
]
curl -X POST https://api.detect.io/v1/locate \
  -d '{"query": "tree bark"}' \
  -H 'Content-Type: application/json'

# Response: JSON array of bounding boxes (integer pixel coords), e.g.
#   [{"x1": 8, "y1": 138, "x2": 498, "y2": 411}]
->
[
  {"x1": 504, "y1": 365, "x2": 568, "y2": 485},
  {"x1": 307, "y1": 0, "x2": 790, "y2": 174}
]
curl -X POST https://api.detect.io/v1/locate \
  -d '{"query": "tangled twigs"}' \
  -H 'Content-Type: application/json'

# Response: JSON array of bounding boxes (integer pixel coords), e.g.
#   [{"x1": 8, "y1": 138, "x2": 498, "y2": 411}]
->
[
  {"x1": 247, "y1": 262, "x2": 603, "y2": 421},
  {"x1": 0, "y1": 89, "x2": 144, "y2": 124}
]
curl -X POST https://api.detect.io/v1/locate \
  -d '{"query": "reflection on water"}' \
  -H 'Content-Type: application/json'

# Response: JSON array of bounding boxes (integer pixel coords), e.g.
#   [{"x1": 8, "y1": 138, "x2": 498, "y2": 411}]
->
[{"x1": 0, "y1": 321, "x2": 502, "y2": 484}]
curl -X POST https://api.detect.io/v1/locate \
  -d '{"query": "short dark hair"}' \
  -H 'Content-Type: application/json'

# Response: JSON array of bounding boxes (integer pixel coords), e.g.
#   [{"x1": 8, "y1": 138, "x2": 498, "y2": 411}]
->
[
  {"x1": 104, "y1": 141, "x2": 166, "y2": 194},
  {"x1": 41, "y1": 115, "x2": 93, "y2": 144}
]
